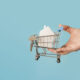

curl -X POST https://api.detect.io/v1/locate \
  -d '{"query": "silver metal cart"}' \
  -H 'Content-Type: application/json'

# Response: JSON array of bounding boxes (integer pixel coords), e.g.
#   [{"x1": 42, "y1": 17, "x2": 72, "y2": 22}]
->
[{"x1": 29, "y1": 32, "x2": 61, "y2": 63}]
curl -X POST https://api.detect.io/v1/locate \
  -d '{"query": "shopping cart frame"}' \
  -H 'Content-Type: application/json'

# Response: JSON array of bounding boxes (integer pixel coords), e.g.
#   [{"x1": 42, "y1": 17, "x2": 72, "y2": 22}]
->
[{"x1": 29, "y1": 33, "x2": 61, "y2": 63}]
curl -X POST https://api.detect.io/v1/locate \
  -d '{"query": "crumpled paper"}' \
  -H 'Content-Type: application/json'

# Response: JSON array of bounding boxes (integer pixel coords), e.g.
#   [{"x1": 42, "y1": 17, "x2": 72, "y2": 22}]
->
[
  {"x1": 39, "y1": 25, "x2": 54, "y2": 36},
  {"x1": 38, "y1": 25, "x2": 55, "y2": 48}
]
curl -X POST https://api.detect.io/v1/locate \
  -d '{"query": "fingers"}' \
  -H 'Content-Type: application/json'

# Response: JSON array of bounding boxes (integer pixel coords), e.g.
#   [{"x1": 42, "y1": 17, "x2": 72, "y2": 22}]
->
[
  {"x1": 48, "y1": 48, "x2": 68, "y2": 55},
  {"x1": 56, "y1": 47, "x2": 69, "y2": 55},
  {"x1": 59, "y1": 24, "x2": 74, "y2": 34},
  {"x1": 48, "y1": 48, "x2": 57, "y2": 53},
  {"x1": 48, "y1": 46, "x2": 79, "y2": 55},
  {"x1": 48, "y1": 46, "x2": 71, "y2": 55}
]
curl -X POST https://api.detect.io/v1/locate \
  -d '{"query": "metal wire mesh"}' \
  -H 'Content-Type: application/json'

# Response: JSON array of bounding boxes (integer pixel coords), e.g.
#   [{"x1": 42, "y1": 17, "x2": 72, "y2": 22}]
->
[{"x1": 34, "y1": 33, "x2": 60, "y2": 49}]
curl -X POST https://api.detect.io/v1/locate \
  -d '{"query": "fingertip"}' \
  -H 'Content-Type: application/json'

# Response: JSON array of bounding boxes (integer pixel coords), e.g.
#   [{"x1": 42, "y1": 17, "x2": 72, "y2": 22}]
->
[
  {"x1": 60, "y1": 25, "x2": 72, "y2": 33},
  {"x1": 47, "y1": 48, "x2": 50, "y2": 50},
  {"x1": 47, "y1": 48, "x2": 52, "y2": 51},
  {"x1": 48, "y1": 48, "x2": 57, "y2": 53},
  {"x1": 59, "y1": 24, "x2": 62, "y2": 27},
  {"x1": 59, "y1": 24, "x2": 63, "y2": 27}
]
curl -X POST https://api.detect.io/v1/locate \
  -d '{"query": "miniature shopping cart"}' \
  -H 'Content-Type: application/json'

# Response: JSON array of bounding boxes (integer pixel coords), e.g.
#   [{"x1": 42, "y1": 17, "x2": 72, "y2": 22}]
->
[{"x1": 29, "y1": 27, "x2": 63, "y2": 63}]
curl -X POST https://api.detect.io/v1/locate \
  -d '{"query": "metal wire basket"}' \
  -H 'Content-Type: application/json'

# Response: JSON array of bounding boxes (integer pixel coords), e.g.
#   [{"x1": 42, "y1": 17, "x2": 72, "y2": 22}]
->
[
  {"x1": 34, "y1": 33, "x2": 60, "y2": 49},
  {"x1": 29, "y1": 32, "x2": 61, "y2": 63}
]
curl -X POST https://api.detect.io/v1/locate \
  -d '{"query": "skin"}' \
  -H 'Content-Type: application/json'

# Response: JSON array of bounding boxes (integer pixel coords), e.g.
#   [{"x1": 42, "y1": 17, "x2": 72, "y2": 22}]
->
[{"x1": 48, "y1": 24, "x2": 80, "y2": 55}]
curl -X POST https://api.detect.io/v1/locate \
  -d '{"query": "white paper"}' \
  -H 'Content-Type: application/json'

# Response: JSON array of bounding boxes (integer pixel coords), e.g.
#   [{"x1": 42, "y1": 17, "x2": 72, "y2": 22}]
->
[
  {"x1": 39, "y1": 25, "x2": 54, "y2": 36},
  {"x1": 38, "y1": 25, "x2": 55, "y2": 48}
]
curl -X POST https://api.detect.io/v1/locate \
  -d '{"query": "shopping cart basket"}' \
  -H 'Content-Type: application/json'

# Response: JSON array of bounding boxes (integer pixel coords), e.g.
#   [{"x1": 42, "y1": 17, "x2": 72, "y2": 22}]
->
[{"x1": 29, "y1": 27, "x2": 63, "y2": 63}]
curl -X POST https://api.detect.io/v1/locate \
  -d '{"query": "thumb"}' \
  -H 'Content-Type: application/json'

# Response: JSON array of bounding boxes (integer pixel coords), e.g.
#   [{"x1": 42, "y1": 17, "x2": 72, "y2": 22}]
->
[{"x1": 59, "y1": 24, "x2": 74, "y2": 34}]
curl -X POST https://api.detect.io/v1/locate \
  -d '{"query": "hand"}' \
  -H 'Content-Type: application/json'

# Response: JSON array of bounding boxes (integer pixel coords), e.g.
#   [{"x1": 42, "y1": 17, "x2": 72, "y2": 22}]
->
[{"x1": 48, "y1": 24, "x2": 80, "y2": 55}]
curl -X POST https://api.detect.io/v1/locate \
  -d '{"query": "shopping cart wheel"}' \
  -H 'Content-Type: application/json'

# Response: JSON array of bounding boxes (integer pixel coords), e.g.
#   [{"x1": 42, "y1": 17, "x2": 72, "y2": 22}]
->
[
  {"x1": 57, "y1": 58, "x2": 60, "y2": 63},
  {"x1": 35, "y1": 54, "x2": 40, "y2": 60}
]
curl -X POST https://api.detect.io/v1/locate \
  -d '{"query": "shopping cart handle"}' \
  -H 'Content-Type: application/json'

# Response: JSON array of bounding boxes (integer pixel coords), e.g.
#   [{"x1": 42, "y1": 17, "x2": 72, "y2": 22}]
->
[{"x1": 58, "y1": 27, "x2": 63, "y2": 32}]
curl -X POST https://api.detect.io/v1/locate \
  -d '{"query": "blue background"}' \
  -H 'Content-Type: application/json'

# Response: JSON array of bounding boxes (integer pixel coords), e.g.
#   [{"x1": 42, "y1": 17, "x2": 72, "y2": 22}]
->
[{"x1": 0, "y1": 0, "x2": 80, "y2": 80}]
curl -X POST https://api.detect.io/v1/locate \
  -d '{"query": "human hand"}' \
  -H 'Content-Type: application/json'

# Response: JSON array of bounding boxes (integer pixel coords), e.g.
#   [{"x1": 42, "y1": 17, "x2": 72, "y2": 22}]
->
[{"x1": 48, "y1": 24, "x2": 80, "y2": 55}]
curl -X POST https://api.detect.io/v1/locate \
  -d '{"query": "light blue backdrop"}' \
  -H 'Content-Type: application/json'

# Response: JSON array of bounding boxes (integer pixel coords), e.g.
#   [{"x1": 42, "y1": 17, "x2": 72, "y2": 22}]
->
[{"x1": 0, "y1": 0, "x2": 80, "y2": 80}]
